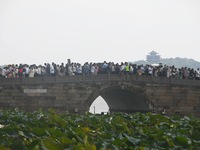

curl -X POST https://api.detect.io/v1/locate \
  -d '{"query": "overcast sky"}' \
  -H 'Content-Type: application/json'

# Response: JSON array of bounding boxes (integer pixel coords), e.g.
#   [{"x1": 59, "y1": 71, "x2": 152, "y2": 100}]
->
[{"x1": 0, "y1": 0, "x2": 200, "y2": 65}]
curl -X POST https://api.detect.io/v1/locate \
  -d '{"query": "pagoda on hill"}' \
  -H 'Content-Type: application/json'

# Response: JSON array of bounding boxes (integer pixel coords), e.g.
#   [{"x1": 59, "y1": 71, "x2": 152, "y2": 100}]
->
[{"x1": 146, "y1": 51, "x2": 161, "y2": 63}]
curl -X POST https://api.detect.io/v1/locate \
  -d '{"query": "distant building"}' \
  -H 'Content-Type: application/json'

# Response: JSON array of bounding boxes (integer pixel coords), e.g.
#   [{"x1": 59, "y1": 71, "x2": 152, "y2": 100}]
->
[{"x1": 146, "y1": 51, "x2": 161, "y2": 63}]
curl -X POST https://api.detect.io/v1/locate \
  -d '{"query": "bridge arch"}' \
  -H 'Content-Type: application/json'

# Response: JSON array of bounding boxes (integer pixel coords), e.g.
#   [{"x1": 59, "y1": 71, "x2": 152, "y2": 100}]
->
[{"x1": 85, "y1": 82, "x2": 151, "y2": 114}]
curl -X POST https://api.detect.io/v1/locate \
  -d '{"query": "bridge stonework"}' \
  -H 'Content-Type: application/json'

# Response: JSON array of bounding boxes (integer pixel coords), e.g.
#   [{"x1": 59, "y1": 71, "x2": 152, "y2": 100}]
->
[{"x1": 0, "y1": 74, "x2": 200, "y2": 117}]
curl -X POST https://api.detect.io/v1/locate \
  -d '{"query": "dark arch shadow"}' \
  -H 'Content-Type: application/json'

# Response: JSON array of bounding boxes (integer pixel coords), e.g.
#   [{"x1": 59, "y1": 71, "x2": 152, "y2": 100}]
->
[{"x1": 86, "y1": 83, "x2": 150, "y2": 114}]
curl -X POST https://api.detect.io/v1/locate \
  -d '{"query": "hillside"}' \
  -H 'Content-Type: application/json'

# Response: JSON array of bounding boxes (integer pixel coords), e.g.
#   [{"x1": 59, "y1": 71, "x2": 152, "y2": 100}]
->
[{"x1": 133, "y1": 57, "x2": 200, "y2": 69}]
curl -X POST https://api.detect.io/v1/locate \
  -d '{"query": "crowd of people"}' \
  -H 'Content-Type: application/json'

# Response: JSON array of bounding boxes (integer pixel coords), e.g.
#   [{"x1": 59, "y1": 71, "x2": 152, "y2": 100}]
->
[{"x1": 0, "y1": 61, "x2": 200, "y2": 80}]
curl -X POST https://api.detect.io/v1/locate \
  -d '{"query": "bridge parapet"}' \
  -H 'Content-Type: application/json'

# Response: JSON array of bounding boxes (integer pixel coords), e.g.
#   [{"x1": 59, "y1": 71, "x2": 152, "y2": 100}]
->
[{"x1": 0, "y1": 74, "x2": 200, "y2": 87}]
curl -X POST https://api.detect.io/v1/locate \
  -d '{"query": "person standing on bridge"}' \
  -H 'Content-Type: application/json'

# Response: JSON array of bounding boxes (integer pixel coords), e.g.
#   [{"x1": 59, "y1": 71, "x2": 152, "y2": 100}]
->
[
  {"x1": 29, "y1": 66, "x2": 35, "y2": 77},
  {"x1": 195, "y1": 68, "x2": 200, "y2": 80},
  {"x1": 82, "y1": 62, "x2": 90, "y2": 75},
  {"x1": 50, "y1": 63, "x2": 55, "y2": 76},
  {"x1": 90, "y1": 64, "x2": 96, "y2": 75},
  {"x1": 102, "y1": 61, "x2": 108, "y2": 74},
  {"x1": 45, "y1": 63, "x2": 50, "y2": 76},
  {"x1": 76, "y1": 63, "x2": 82, "y2": 75},
  {"x1": 24, "y1": 65, "x2": 30, "y2": 77},
  {"x1": 120, "y1": 62, "x2": 125, "y2": 74},
  {"x1": 125, "y1": 62, "x2": 130, "y2": 74},
  {"x1": 68, "y1": 64, "x2": 74, "y2": 75}
]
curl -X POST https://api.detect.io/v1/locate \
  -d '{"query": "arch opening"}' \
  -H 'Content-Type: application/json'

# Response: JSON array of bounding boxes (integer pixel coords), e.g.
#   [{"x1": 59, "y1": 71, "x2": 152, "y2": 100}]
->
[
  {"x1": 100, "y1": 87, "x2": 150, "y2": 114},
  {"x1": 86, "y1": 84, "x2": 150, "y2": 114},
  {"x1": 89, "y1": 96, "x2": 109, "y2": 114}
]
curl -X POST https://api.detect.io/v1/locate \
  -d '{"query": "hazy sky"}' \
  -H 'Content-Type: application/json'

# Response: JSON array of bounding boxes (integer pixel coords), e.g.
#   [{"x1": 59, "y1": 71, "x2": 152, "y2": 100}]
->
[{"x1": 0, "y1": 0, "x2": 200, "y2": 65}]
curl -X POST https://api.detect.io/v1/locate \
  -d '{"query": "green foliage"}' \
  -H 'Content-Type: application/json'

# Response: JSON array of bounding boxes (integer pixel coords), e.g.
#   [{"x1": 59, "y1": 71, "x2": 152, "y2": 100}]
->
[{"x1": 0, "y1": 110, "x2": 200, "y2": 149}]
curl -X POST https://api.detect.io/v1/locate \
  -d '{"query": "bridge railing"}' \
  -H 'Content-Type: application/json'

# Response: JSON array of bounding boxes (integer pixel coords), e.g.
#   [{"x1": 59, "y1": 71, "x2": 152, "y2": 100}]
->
[
  {"x1": 0, "y1": 77, "x2": 22, "y2": 84},
  {"x1": 0, "y1": 74, "x2": 200, "y2": 86}
]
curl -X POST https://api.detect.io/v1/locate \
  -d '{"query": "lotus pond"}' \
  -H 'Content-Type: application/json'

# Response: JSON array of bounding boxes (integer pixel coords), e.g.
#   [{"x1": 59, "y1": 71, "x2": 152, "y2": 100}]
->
[{"x1": 0, "y1": 109, "x2": 200, "y2": 150}]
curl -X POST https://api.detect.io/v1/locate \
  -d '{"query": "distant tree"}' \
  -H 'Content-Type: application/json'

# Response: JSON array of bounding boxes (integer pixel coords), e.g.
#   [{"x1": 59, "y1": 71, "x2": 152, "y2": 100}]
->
[{"x1": 133, "y1": 57, "x2": 200, "y2": 69}]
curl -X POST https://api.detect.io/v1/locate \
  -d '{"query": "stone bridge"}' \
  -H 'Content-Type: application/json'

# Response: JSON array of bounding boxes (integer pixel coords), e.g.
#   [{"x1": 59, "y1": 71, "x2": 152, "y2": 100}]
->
[{"x1": 0, "y1": 74, "x2": 200, "y2": 117}]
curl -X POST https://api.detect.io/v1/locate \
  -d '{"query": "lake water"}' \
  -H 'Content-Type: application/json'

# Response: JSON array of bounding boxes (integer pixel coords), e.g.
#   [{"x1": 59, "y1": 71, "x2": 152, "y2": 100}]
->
[{"x1": 89, "y1": 96, "x2": 109, "y2": 114}]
